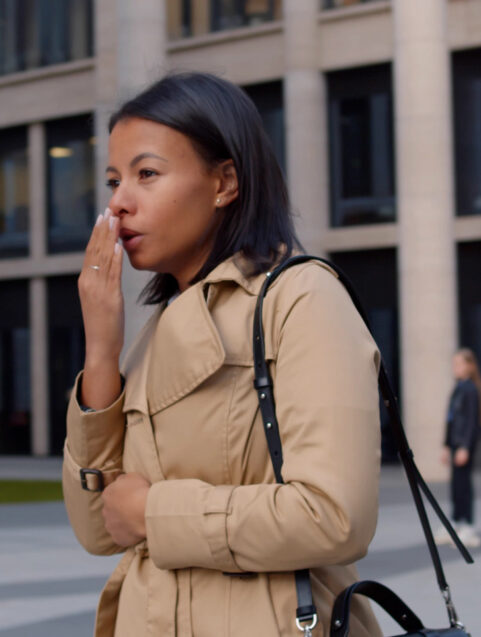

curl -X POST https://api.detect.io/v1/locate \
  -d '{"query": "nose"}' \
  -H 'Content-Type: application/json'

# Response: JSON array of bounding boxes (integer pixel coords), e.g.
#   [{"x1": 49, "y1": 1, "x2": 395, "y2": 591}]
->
[{"x1": 109, "y1": 183, "x2": 137, "y2": 218}]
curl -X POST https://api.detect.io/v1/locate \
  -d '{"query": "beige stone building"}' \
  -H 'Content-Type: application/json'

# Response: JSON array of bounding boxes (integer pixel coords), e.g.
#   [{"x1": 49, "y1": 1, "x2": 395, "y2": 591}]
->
[{"x1": 1, "y1": 0, "x2": 481, "y2": 479}]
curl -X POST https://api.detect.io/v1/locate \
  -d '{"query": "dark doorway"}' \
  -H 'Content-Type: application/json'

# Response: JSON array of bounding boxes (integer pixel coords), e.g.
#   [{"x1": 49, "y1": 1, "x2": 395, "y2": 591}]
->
[
  {"x1": 48, "y1": 275, "x2": 85, "y2": 455},
  {"x1": 0, "y1": 280, "x2": 30, "y2": 454},
  {"x1": 329, "y1": 248, "x2": 400, "y2": 463}
]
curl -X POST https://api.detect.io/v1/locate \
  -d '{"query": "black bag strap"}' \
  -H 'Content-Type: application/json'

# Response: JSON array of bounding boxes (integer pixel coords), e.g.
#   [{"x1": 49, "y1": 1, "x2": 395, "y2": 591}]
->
[{"x1": 253, "y1": 255, "x2": 473, "y2": 634}]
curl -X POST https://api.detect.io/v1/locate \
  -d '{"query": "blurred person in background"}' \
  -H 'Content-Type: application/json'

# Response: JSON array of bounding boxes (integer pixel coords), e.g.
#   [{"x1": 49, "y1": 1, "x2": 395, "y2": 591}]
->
[{"x1": 435, "y1": 348, "x2": 481, "y2": 548}]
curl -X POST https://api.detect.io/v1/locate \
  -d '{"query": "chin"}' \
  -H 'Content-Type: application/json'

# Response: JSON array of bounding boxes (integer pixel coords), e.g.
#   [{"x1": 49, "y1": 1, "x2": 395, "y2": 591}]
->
[
  {"x1": 125, "y1": 254, "x2": 151, "y2": 272},
  {"x1": 127, "y1": 254, "x2": 168, "y2": 275}
]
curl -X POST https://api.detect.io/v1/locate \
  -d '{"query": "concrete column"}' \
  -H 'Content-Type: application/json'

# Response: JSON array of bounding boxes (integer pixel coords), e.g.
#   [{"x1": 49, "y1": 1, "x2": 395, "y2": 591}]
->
[
  {"x1": 29, "y1": 123, "x2": 46, "y2": 260},
  {"x1": 94, "y1": 0, "x2": 168, "y2": 356},
  {"x1": 28, "y1": 123, "x2": 49, "y2": 456},
  {"x1": 116, "y1": 0, "x2": 168, "y2": 100},
  {"x1": 393, "y1": 0, "x2": 457, "y2": 479},
  {"x1": 283, "y1": 0, "x2": 328, "y2": 255},
  {"x1": 30, "y1": 277, "x2": 49, "y2": 456}
]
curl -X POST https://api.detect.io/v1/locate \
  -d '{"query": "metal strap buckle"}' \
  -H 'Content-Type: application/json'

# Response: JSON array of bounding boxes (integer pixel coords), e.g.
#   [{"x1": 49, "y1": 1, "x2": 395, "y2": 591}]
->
[
  {"x1": 442, "y1": 586, "x2": 466, "y2": 630},
  {"x1": 79, "y1": 468, "x2": 104, "y2": 492},
  {"x1": 296, "y1": 613, "x2": 318, "y2": 636}
]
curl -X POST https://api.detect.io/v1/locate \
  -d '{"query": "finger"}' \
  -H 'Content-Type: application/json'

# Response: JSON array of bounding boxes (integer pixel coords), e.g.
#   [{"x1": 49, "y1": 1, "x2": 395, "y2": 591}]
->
[
  {"x1": 89, "y1": 213, "x2": 119, "y2": 275},
  {"x1": 83, "y1": 213, "x2": 104, "y2": 262},
  {"x1": 96, "y1": 222, "x2": 114, "y2": 273},
  {"x1": 84, "y1": 209, "x2": 111, "y2": 266},
  {"x1": 89, "y1": 207, "x2": 115, "y2": 247},
  {"x1": 95, "y1": 209, "x2": 116, "y2": 257},
  {"x1": 106, "y1": 243, "x2": 123, "y2": 287}
]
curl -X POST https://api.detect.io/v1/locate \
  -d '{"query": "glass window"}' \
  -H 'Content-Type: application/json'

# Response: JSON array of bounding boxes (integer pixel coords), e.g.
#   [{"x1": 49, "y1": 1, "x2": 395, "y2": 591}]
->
[
  {"x1": 48, "y1": 276, "x2": 85, "y2": 455},
  {"x1": 212, "y1": 0, "x2": 278, "y2": 30},
  {"x1": 322, "y1": 0, "x2": 385, "y2": 8},
  {"x1": 453, "y1": 49, "x2": 481, "y2": 217},
  {"x1": 458, "y1": 242, "x2": 481, "y2": 358},
  {"x1": 180, "y1": 0, "x2": 192, "y2": 37},
  {"x1": 243, "y1": 81, "x2": 286, "y2": 174},
  {"x1": 167, "y1": 0, "x2": 193, "y2": 39},
  {"x1": 0, "y1": 0, "x2": 93, "y2": 76},
  {"x1": 167, "y1": 0, "x2": 281, "y2": 39},
  {"x1": 46, "y1": 115, "x2": 95, "y2": 254},
  {"x1": 329, "y1": 249, "x2": 399, "y2": 463},
  {"x1": 328, "y1": 64, "x2": 396, "y2": 227},
  {"x1": 0, "y1": 127, "x2": 29, "y2": 258},
  {"x1": 0, "y1": 280, "x2": 30, "y2": 454}
]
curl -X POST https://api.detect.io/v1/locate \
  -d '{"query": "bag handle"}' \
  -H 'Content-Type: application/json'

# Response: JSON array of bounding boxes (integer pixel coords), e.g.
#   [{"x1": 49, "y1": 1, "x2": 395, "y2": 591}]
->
[
  {"x1": 330, "y1": 580, "x2": 424, "y2": 636},
  {"x1": 253, "y1": 255, "x2": 473, "y2": 634},
  {"x1": 330, "y1": 581, "x2": 470, "y2": 637}
]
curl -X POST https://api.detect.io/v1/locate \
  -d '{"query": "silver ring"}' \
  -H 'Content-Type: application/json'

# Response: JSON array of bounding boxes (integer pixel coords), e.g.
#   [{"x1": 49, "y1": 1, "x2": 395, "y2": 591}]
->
[{"x1": 89, "y1": 265, "x2": 100, "y2": 271}]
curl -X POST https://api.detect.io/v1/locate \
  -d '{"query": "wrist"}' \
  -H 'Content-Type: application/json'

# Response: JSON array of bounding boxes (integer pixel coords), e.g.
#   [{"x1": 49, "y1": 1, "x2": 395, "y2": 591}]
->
[
  {"x1": 84, "y1": 351, "x2": 121, "y2": 371},
  {"x1": 81, "y1": 362, "x2": 122, "y2": 410}
]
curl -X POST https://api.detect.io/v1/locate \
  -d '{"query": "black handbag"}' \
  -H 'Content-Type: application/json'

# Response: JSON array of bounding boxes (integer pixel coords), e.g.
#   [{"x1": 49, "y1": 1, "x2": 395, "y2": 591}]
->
[{"x1": 253, "y1": 255, "x2": 474, "y2": 637}]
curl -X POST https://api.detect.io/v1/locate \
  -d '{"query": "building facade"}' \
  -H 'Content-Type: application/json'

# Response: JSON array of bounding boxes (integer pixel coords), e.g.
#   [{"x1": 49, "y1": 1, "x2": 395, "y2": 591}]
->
[{"x1": 1, "y1": 0, "x2": 481, "y2": 479}]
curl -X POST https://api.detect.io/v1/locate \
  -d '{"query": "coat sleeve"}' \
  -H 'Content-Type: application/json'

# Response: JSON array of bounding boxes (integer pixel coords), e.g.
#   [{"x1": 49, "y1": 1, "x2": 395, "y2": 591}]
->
[
  {"x1": 62, "y1": 372, "x2": 126, "y2": 556},
  {"x1": 459, "y1": 382, "x2": 480, "y2": 451},
  {"x1": 145, "y1": 264, "x2": 381, "y2": 573}
]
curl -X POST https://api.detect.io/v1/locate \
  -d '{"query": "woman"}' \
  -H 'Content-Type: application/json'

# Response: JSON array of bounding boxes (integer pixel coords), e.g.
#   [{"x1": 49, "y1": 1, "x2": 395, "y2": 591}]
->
[
  {"x1": 62, "y1": 72, "x2": 382, "y2": 636},
  {"x1": 436, "y1": 348, "x2": 481, "y2": 548}
]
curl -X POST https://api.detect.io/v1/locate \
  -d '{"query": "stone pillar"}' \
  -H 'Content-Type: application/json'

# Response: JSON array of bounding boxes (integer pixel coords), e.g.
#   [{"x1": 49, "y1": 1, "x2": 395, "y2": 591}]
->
[
  {"x1": 393, "y1": 0, "x2": 457, "y2": 479},
  {"x1": 94, "y1": 0, "x2": 168, "y2": 356},
  {"x1": 283, "y1": 0, "x2": 328, "y2": 255},
  {"x1": 30, "y1": 277, "x2": 49, "y2": 456},
  {"x1": 29, "y1": 123, "x2": 49, "y2": 456},
  {"x1": 116, "y1": 0, "x2": 169, "y2": 101}
]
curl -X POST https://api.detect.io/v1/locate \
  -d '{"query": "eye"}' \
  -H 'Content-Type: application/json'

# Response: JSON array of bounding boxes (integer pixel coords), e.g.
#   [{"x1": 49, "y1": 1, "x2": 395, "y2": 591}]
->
[
  {"x1": 139, "y1": 168, "x2": 158, "y2": 180},
  {"x1": 105, "y1": 178, "x2": 120, "y2": 190}
]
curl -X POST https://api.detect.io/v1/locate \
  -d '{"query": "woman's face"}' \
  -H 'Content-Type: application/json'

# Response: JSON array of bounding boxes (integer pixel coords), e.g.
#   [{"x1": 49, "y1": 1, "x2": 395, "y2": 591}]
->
[
  {"x1": 452, "y1": 353, "x2": 471, "y2": 381},
  {"x1": 106, "y1": 117, "x2": 236, "y2": 291}
]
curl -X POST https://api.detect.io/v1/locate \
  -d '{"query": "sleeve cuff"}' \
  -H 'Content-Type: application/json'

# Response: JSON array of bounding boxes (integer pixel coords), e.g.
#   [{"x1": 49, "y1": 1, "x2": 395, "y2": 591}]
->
[
  {"x1": 77, "y1": 374, "x2": 125, "y2": 412},
  {"x1": 66, "y1": 371, "x2": 126, "y2": 468},
  {"x1": 145, "y1": 479, "x2": 242, "y2": 573}
]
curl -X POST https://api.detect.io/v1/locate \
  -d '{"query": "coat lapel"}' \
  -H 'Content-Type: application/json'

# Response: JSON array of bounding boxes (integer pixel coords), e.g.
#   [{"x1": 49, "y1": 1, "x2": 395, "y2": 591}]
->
[
  {"x1": 146, "y1": 282, "x2": 226, "y2": 414},
  {"x1": 120, "y1": 306, "x2": 167, "y2": 483},
  {"x1": 121, "y1": 305, "x2": 164, "y2": 415}
]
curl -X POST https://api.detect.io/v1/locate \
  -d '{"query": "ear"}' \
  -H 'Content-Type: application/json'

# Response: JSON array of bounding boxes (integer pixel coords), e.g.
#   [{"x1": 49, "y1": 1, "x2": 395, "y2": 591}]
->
[{"x1": 215, "y1": 160, "x2": 239, "y2": 208}]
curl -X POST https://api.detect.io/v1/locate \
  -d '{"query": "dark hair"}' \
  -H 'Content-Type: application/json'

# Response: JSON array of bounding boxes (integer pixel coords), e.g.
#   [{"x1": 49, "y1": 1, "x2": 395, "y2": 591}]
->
[{"x1": 109, "y1": 72, "x2": 303, "y2": 304}]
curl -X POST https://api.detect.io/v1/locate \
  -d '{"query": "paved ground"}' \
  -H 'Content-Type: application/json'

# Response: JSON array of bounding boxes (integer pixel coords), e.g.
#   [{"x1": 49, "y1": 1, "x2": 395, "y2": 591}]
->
[{"x1": 0, "y1": 459, "x2": 480, "y2": 636}]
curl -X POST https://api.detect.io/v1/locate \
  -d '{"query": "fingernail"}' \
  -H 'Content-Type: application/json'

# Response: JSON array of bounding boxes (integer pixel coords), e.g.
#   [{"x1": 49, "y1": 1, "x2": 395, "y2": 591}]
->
[
  {"x1": 104, "y1": 207, "x2": 112, "y2": 219},
  {"x1": 109, "y1": 216, "x2": 115, "y2": 230},
  {"x1": 114, "y1": 243, "x2": 121, "y2": 254},
  {"x1": 95, "y1": 214, "x2": 103, "y2": 226}
]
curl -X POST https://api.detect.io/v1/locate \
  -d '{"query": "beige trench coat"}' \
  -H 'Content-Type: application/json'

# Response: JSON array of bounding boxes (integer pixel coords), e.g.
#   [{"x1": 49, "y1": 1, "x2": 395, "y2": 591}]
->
[{"x1": 62, "y1": 256, "x2": 382, "y2": 637}]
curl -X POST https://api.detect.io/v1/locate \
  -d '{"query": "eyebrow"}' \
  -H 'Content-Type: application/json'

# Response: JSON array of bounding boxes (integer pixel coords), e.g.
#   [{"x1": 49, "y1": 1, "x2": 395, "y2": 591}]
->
[{"x1": 105, "y1": 152, "x2": 168, "y2": 173}]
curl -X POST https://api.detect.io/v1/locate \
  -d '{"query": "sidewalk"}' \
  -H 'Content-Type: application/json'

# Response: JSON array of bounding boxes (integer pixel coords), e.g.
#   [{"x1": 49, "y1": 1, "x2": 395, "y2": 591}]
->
[
  {"x1": 0, "y1": 456, "x2": 62, "y2": 481},
  {"x1": 0, "y1": 462, "x2": 479, "y2": 636},
  {"x1": 360, "y1": 466, "x2": 481, "y2": 634}
]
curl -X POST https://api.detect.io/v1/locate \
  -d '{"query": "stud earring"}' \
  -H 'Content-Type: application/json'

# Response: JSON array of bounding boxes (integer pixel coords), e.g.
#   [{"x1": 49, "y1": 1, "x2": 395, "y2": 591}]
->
[{"x1": 216, "y1": 198, "x2": 221, "y2": 205}]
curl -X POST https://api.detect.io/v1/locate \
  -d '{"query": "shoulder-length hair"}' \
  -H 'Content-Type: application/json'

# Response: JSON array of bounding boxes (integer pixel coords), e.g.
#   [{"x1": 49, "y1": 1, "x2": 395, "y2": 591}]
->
[{"x1": 108, "y1": 72, "x2": 303, "y2": 304}]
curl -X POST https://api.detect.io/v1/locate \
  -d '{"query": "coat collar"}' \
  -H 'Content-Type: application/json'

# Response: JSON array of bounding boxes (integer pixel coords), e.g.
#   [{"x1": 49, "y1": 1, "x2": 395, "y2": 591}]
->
[
  {"x1": 121, "y1": 254, "x2": 272, "y2": 415},
  {"x1": 201, "y1": 253, "x2": 267, "y2": 296}
]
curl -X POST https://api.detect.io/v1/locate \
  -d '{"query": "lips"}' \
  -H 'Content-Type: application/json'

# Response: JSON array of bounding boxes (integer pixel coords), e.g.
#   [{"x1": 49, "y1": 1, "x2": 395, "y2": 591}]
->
[{"x1": 119, "y1": 227, "x2": 142, "y2": 250}]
